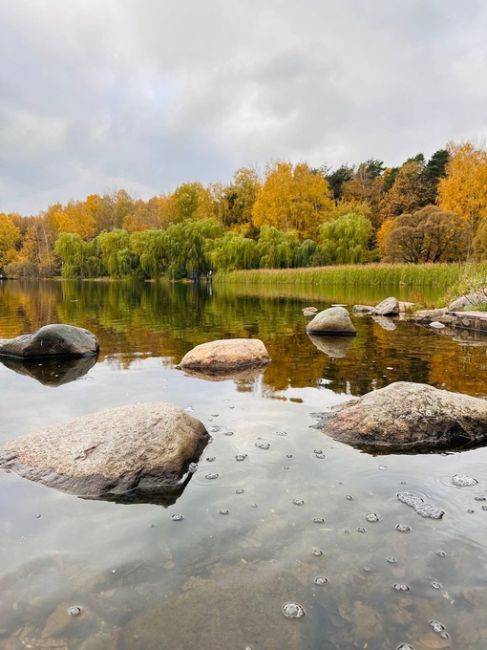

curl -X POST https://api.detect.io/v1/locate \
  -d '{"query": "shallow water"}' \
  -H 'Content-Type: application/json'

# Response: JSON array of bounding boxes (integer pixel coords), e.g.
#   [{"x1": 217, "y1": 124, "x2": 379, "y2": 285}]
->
[{"x1": 0, "y1": 279, "x2": 486, "y2": 649}]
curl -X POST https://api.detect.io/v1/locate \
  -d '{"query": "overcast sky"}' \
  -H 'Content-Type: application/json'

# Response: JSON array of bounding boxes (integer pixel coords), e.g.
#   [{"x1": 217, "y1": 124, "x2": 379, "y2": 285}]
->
[{"x1": 1, "y1": 0, "x2": 486, "y2": 214}]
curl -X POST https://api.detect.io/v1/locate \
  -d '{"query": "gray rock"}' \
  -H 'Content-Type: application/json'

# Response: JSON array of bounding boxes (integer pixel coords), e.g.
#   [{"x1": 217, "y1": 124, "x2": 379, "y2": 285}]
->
[
  {"x1": 374, "y1": 297, "x2": 399, "y2": 316},
  {"x1": 0, "y1": 324, "x2": 99, "y2": 359},
  {"x1": 302, "y1": 306, "x2": 318, "y2": 316},
  {"x1": 306, "y1": 307, "x2": 356, "y2": 336},
  {"x1": 402, "y1": 308, "x2": 453, "y2": 325},
  {"x1": 448, "y1": 287, "x2": 487, "y2": 312},
  {"x1": 430, "y1": 321, "x2": 446, "y2": 329},
  {"x1": 0, "y1": 402, "x2": 209, "y2": 501},
  {"x1": 179, "y1": 338, "x2": 270, "y2": 371},
  {"x1": 352, "y1": 305, "x2": 375, "y2": 314},
  {"x1": 318, "y1": 382, "x2": 487, "y2": 452}
]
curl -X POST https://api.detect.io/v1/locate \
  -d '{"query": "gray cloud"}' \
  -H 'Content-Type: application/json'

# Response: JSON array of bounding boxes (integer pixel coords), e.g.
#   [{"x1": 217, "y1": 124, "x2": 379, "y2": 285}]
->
[{"x1": 0, "y1": 0, "x2": 486, "y2": 214}]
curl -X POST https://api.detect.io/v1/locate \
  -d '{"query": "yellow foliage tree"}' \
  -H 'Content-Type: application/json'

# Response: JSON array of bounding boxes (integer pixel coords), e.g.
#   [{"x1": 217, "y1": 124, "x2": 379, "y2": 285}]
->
[
  {"x1": 438, "y1": 142, "x2": 487, "y2": 228},
  {"x1": 0, "y1": 213, "x2": 21, "y2": 270},
  {"x1": 376, "y1": 218, "x2": 395, "y2": 258},
  {"x1": 53, "y1": 196, "x2": 98, "y2": 238},
  {"x1": 252, "y1": 162, "x2": 333, "y2": 240}
]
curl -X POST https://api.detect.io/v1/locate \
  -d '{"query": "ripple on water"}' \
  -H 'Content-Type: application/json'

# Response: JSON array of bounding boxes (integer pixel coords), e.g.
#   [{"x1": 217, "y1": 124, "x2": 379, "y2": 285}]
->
[{"x1": 281, "y1": 602, "x2": 305, "y2": 619}]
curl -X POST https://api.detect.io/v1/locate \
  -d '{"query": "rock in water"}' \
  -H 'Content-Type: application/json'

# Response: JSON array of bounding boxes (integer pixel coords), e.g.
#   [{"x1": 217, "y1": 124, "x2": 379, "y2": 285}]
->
[
  {"x1": 448, "y1": 287, "x2": 487, "y2": 311},
  {"x1": 374, "y1": 297, "x2": 399, "y2": 316},
  {"x1": 0, "y1": 403, "x2": 209, "y2": 500},
  {"x1": 0, "y1": 324, "x2": 99, "y2": 359},
  {"x1": 306, "y1": 307, "x2": 356, "y2": 336},
  {"x1": 302, "y1": 306, "x2": 318, "y2": 316},
  {"x1": 318, "y1": 382, "x2": 487, "y2": 452},
  {"x1": 178, "y1": 338, "x2": 270, "y2": 371},
  {"x1": 352, "y1": 305, "x2": 375, "y2": 314},
  {"x1": 0, "y1": 355, "x2": 97, "y2": 386}
]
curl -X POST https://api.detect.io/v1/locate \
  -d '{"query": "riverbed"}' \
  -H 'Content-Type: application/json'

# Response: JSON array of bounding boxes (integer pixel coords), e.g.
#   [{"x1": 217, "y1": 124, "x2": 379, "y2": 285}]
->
[{"x1": 0, "y1": 279, "x2": 486, "y2": 649}]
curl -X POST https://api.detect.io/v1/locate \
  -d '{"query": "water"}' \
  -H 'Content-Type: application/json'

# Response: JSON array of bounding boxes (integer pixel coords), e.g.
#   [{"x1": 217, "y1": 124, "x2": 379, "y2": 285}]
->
[{"x1": 0, "y1": 279, "x2": 486, "y2": 649}]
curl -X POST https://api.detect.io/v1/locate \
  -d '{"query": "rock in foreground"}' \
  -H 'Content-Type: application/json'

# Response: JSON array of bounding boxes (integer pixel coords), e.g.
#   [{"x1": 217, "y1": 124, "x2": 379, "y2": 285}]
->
[
  {"x1": 318, "y1": 382, "x2": 487, "y2": 452},
  {"x1": 0, "y1": 324, "x2": 99, "y2": 359},
  {"x1": 0, "y1": 403, "x2": 209, "y2": 501},
  {"x1": 374, "y1": 297, "x2": 399, "y2": 316},
  {"x1": 306, "y1": 307, "x2": 356, "y2": 336},
  {"x1": 179, "y1": 338, "x2": 270, "y2": 370}
]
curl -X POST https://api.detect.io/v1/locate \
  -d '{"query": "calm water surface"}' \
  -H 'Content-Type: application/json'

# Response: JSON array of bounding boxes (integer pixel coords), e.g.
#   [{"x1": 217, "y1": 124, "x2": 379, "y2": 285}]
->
[{"x1": 0, "y1": 279, "x2": 486, "y2": 649}]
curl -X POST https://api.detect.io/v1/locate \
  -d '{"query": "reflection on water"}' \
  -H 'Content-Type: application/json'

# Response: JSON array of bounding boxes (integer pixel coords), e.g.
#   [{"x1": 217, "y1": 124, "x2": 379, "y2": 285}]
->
[
  {"x1": 0, "y1": 279, "x2": 486, "y2": 649},
  {"x1": 0, "y1": 355, "x2": 97, "y2": 386}
]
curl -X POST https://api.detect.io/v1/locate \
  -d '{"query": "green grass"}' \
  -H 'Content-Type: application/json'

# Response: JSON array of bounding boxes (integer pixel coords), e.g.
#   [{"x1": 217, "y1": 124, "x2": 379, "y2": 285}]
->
[{"x1": 216, "y1": 262, "x2": 487, "y2": 290}]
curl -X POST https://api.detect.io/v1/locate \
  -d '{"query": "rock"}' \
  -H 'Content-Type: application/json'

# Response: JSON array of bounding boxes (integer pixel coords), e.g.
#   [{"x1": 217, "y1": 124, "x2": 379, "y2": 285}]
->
[
  {"x1": 430, "y1": 321, "x2": 446, "y2": 329},
  {"x1": 374, "y1": 297, "x2": 399, "y2": 316},
  {"x1": 352, "y1": 305, "x2": 375, "y2": 314},
  {"x1": 0, "y1": 324, "x2": 99, "y2": 359},
  {"x1": 448, "y1": 287, "x2": 487, "y2": 312},
  {"x1": 306, "y1": 307, "x2": 356, "y2": 336},
  {"x1": 0, "y1": 355, "x2": 97, "y2": 386},
  {"x1": 402, "y1": 308, "x2": 452, "y2": 325},
  {"x1": 0, "y1": 402, "x2": 209, "y2": 501},
  {"x1": 318, "y1": 382, "x2": 487, "y2": 452},
  {"x1": 302, "y1": 306, "x2": 318, "y2": 316},
  {"x1": 307, "y1": 334, "x2": 353, "y2": 358},
  {"x1": 178, "y1": 338, "x2": 270, "y2": 371}
]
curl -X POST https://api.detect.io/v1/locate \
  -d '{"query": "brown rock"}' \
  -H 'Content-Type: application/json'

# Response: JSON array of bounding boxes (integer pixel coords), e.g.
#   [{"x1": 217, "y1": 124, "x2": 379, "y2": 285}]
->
[
  {"x1": 178, "y1": 338, "x2": 270, "y2": 371},
  {"x1": 306, "y1": 307, "x2": 356, "y2": 336}
]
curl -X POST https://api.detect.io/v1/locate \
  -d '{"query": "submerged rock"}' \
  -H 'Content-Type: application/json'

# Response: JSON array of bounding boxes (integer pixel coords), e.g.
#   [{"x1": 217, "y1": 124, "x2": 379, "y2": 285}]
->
[
  {"x1": 178, "y1": 338, "x2": 270, "y2": 371},
  {"x1": 0, "y1": 402, "x2": 209, "y2": 501},
  {"x1": 374, "y1": 297, "x2": 399, "y2": 317},
  {"x1": 306, "y1": 307, "x2": 356, "y2": 336},
  {"x1": 0, "y1": 324, "x2": 99, "y2": 359},
  {"x1": 317, "y1": 382, "x2": 487, "y2": 452},
  {"x1": 0, "y1": 355, "x2": 97, "y2": 386},
  {"x1": 448, "y1": 287, "x2": 487, "y2": 311},
  {"x1": 302, "y1": 306, "x2": 318, "y2": 316}
]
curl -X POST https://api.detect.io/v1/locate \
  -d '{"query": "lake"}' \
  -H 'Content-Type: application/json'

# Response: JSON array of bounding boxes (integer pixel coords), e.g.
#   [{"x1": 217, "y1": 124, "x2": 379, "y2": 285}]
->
[{"x1": 0, "y1": 279, "x2": 486, "y2": 649}]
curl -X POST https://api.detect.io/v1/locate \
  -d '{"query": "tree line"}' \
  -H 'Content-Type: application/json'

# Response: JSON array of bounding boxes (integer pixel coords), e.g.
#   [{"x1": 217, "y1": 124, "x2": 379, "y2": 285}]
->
[{"x1": 1, "y1": 141, "x2": 486, "y2": 279}]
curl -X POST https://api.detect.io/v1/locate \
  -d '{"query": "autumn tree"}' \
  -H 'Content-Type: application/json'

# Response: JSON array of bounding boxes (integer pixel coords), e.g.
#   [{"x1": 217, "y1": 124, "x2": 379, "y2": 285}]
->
[
  {"x1": 473, "y1": 219, "x2": 487, "y2": 260},
  {"x1": 218, "y1": 167, "x2": 260, "y2": 231},
  {"x1": 379, "y1": 156, "x2": 430, "y2": 222},
  {"x1": 252, "y1": 162, "x2": 333, "y2": 240},
  {"x1": 172, "y1": 182, "x2": 214, "y2": 222},
  {"x1": 0, "y1": 214, "x2": 21, "y2": 271}
]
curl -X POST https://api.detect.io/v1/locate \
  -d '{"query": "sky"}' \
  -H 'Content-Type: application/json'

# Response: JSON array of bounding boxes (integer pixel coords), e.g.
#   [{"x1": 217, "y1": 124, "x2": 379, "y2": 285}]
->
[{"x1": 0, "y1": 0, "x2": 486, "y2": 215}]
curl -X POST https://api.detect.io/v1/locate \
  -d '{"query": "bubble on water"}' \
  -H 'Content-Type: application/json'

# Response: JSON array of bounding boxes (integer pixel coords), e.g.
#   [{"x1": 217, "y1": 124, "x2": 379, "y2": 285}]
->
[
  {"x1": 346, "y1": 495, "x2": 353, "y2": 501},
  {"x1": 357, "y1": 527, "x2": 367, "y2": 534},
  {"x1": 255, "y1": 440, "x2": 270, "y2": 450},
  {"x1": 208, "y1": 426, "x2": 221, "y2": 433},
  {"x1": 219, "y1": 508, "x2": 230, "y2": 515},
  {"x1": 171, "y1": 513, "x2": 184, "y2": 522},
  {"x1": 365, "y1": 513, "x2": 380, "y2": 523},
  {"x1": 205, "y1": 472, "x2": 219, "y2": 480},
  {"x1": 277, "y1": 430, "x2": 287, "y2": 436},
  {"x1": 431, "y1": 580, "x2": 443, "y2": 589},
  {"x1": 148, "y1": 523, "x2": 156, "y2": 528},
  {"x1": 293, "y1": 498, "x2": 304, "y2": 506},
  {"x1": 395, "y1": 524, "x2": 411, "y2": 533},
  {"x1": 414, "y1": 503, "x2": 444, "y2": 519},
  {"x1": 467, "y1": 508, "x2": 475, "y2": 514},
  {"x1": 35, "y1": 514, "x2": 41, "y2": 519},
  {"x1": 206, "y1": 456, "x2": 216, "y2": 463},
  {"x1": 393, "y1": 583, "x2": 410, "y2": 592},
  {"x1": 378, "y1": 465, "x2": 387, "y2": 471},
  {"x1": 396, "y1": 644, "x2": 416, "y2": 650},
  {"x1": 283, "y1": 466, "x2": 291, "y2": 470},
  {"x1": 250, "y1": 503, "x2": 258, "y2": 509},
  {"x1": 224, "y1": 431, "x2": 234, "y2": 437},
  {"x1": 313, "y1": 449, "x2": 323, "y2": 454},
  {"x1": 312, "y1": 516, "x2": 325, "y2": 524},
  {"x1": 482, "y1": 505, "x2": 487, "y2": 512},
  {"x1": 436, "y1": 550, "x2": 447, "y2": 558},
  {"x1": 315, "y1": 453, "x2": 326, "y2": 459},
  {"x1": 397, "y1": 491, "x2": 423, "y2": 508},
  {"x1": 386, "y1": 556, "x2": 398, "y2": 564},
  {"x1": 281, "y1": 602, "x2": 305, "y2": 619},
  {"x1": 430, "y1": 620, "x2": 447, "y2": 634},
  {"x1": 236, "y1": 488, "x2": 245, "y2": 494},
  {"x1": 452, "y1": 474, "x2": 478, "y2": 487},
  {"x1": 312, "y1": 547, "x2": 324, "y2": 556},
  {"x1": 313, "y1": 576, "x2": 328, "y2": 585},
  {"x1": 235, "y1": 454, "x2": 247, "y2": 462},
  {"x1": 286, "y1": 454, "x2": 294, "y2": 459},
  {"x1": 474, "y1": 495, "x2": 486, "y2": 502},
  {"x1": 68, "y1": 606, "x2": 82, "y2": 617}
]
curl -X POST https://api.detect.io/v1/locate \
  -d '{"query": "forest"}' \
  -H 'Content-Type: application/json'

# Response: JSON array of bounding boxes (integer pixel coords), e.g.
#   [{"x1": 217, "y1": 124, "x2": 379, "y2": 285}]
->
[{"x1": 1, "y1": 141, "x2": 486, "y2": 280}]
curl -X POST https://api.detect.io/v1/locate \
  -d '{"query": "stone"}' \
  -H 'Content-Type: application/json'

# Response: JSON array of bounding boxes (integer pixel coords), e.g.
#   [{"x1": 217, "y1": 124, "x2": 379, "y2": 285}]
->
[
  {"x1": 0, "y1": 355, "x2": 97, "y2": 386},
  {"x1": 302, "y1": 306, "x2": 318, "y2": 316},
  {"x1": 352, "y1": 305, "x2": 375, "y2": 314},
  {"x1": 374, "y1": 297, "x2": 399, "y2": 317},
  {"x1": 0, "y1": 402, "x2": 209, "y2": 501},
  {"x1": 430, "y1": 321, "x2": 446, "y2": 329},
  {"x1": 178, "y1": 338, "x2": 270, "y2": 371},
  {"x1": 402, "y1": 309, "x2": 453, "y2": 325},
  {"x1": 0, "y1": 324, "x2": 99, "y2": 359},
  {"x1": 306, "y1": 307, "x2": 356, "y2": 336},
  {"x1": 317, "y1": 381, "x2": 487, "y2": 452},
  {"x1": 448, "y1": 287, "x2": 487, "y2": 312}
]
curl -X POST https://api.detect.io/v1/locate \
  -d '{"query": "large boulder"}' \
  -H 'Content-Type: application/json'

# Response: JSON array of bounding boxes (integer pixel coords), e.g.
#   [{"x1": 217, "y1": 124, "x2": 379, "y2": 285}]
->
[
  {"x1": 374, "y1": 297, "x2": 399, "y2": 317},
  {"x1": 0, "y1": 403, "x2": 209, "y2": 502},
  {"x1": 306, "y1": 307, "x2": 356, "y2": 336},
  {"x1": 178, "y1": 338, "x2": 270, "y2": 371},
  {"x1": 317, "y1": 382, "x2": 487, "y2": 452},
  {"x1": 0, "y1": 324, "x2": 99, "y2": 359},
  {"x1": 449, "y1": 287, "x2": 487, "y2": 312}
]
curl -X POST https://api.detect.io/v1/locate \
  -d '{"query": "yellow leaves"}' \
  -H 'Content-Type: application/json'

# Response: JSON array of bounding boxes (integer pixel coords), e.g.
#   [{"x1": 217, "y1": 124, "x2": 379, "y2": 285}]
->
[
  {"x1": 53, "y1": 200, "x2": 97, "y2": 238},
  {"x1": 0, "y1": 213, "x2": 21, "y2": 267},
  {"x1": 376, "y1": 219, "x2": 395, "y2": 256},
  {"x1": 438, "y1": 142, "x2": 487, "y2": 226},
  {"x1": 252, "y1": 162, "x2": 333, "y2": 240}
]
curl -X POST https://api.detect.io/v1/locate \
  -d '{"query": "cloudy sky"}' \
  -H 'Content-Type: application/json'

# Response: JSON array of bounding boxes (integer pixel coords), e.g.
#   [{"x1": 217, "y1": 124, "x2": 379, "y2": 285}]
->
[{"x1": 1, "y1": 1, "x2": 486, "y2": 214}]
